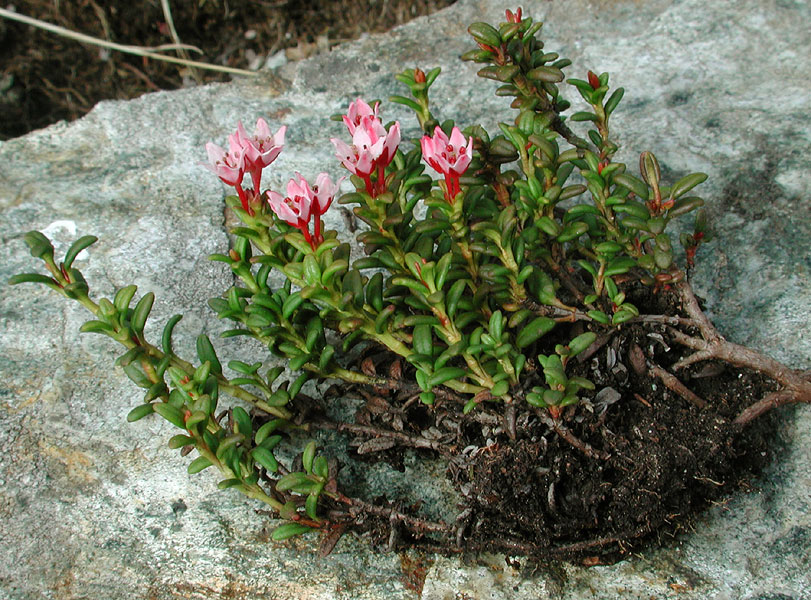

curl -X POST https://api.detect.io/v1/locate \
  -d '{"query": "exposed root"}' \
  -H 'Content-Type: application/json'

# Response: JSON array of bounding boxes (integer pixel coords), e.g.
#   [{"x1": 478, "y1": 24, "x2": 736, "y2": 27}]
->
[
  {"x1": 648, "y1": 363, "x2": 707, "y2": 409},
  {"x1": 734, "y1": 389, "x2": 805, "y2": 425},
  {"x1": 333, "y1": 493, "x2": 450, "y2": 535},
  {"x1": 536, "y1": 410, "x2": 610, "y2": 460},
  {"x1": 311, "y1": 419, "x2": 449, "y2": 453},
  {"x1": 668, "y1": 280, "x2": 811, "y2": 421}
]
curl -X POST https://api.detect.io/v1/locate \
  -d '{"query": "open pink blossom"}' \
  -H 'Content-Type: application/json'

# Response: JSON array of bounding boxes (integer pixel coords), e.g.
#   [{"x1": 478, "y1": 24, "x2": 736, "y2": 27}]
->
[
  {"x1": 202, "y1": 119, "x2": 286, "y2": 216},
  {"x1": 312, "y1": 172, "x2": 344, "y2": 215},
  {"x1": 236, "y1": 119, "x2": 286, "y2": 193},
  {"x1": 202, "y1": 134, "x2": 250, "y2": 211},
  {"x1": 342, "y1": 98, "x2": 379, "y2": 134},
  {"x1": 332, "y1": 101, "x2": 401, "y2": 197},
  {"x1": 267, "y1": 172, "x2": 341, "y2": 250},
  {"x1": 203, "y1": 134, "x2": 244, "y2": 186},
  {"x1": 332, "y1": 125, "x2": 382, "y2": 179},
  {"x1": 421, "y1": 126, "x2": 473, "y2": 201}
]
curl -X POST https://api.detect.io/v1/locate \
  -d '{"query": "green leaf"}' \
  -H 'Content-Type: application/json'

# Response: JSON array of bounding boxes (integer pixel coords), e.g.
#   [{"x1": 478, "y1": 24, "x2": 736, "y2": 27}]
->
[
  {"x1": 588, "y1": 310, "x2": 610, "y2": 324},
  {"x1": 609, "y1": 307, "x2": 635, "y2": 324},
  {"x1": 604, "y1": 257, "x2": 637, "y2": 277},
  {"x1": 196, "y1": 334, "x2": 222, "y2": 375},
  {"x1": 126, "y1": 403, "x2": 155, "y2": 422},
  {"x1": 187, "y1": 456, "x2": 212, "y2": 474},
  {"x1": 491, "y1": 380, "x2": 509, "y2": 397},
  {"x1": 570, "y1": 111, "x2": 598, "y2": 122},
  {"x1": 7, "y1": 273, "x2": 61, "y2": 291},
  {"x1": 251, "y1": 447, "x2": 279, "y2": 473},
  {"x1": 568, "y1": 332, "x2": 597, "y2": 357},
  {"x1": 131, "y1": 292, "x2": 155, "y2": 335},
  {"x1": 313, "y1": 456, "x2": 329, "y2": 480},
  {"x1": 271, "y1": 523, "x2": 312, "y2": 541},
  {"x1": 527, "y1": 65, "x2": 565, "y2": 83},
  {"x1": 23, "y1": 231, "x2": 55, "y2": 260},
  {"x1": 217, "y1": 478, "x2": 243, "y2": 490},
  {"x1": 276, "y1": 472, "x2": 311, "y2": 493},
  {"x1": 365, "y1": 272, "x2": 384, "y2": 312},
  {"x1": 556, "y1": 222, "x2": 589, "y2": 243},
  {"x1": 232, "y1": 406, "x2": 252, "y2": 437},
  {"x1": 668, "y1": 196, "x2": 704, "y2": 218},
  {"x1": 305, "y1": 494, "x2": 320, "y2": 520},
  {"x1": 79, "y1": 320, "x2": 114, "y2": 335},
  {"x1": 427, "y1": 367, "x2": 467, "y2": 388},
  {"x1": 613, "y1": 201, "x2": 650, "y2": 220},
  {"x1": 489, "y1": 310, "x2": 503, "y2": 340},
  {"x1": 255, "y1": 420, "x2": 284, "y2": 445},
  {"x1": 168, "y1": 434, "x2": 195, "y2": 449},
  {"x1": 153, "y1": 403, "x2": 186, "y2": 429},
  {"x1": 63, "y1": 235, "x2": 98, "y2": 270},
  {"x1": 302, "y1": 441, "x2": 316, "y2": 474},
  {"x1": 516, "y1": 317, "x2": 556, "y2": 348},
  {"x1": 412, "y1": 323, "x2": 433, "y2": 356},
  {"x1": 112, "y1": 285, "x2": 137, "y2": 314},
  {"x1": 302, "y1": 255, "x2": 321, "y2": 286},
  {"x1": 614, "y1": 173, "x2": 649, "y2": 199},
  {"x1": 604, "y1": 87, "x2": 625, "y2": 116},
  {"x1": 281, "y1": 291, "x2": 304, "y2": 321},
  {"x1": 670, "y1": 173, "x2": 707, "y2": 199},
  {"x1": 468, "y1": 22, "x2": 502, "y2": 46}
]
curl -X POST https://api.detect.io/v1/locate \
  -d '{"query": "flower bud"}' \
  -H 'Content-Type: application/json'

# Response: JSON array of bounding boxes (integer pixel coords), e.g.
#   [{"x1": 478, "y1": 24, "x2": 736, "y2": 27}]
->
[{"x1": 587, "y1": 70, "x2": 600, "y2": 90}]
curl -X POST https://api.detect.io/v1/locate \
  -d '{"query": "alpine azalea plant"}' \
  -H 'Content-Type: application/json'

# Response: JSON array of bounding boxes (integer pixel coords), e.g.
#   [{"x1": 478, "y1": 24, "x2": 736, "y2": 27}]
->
[{"x1": 12, "y1": 8, "x2": 810, "y2": 560}]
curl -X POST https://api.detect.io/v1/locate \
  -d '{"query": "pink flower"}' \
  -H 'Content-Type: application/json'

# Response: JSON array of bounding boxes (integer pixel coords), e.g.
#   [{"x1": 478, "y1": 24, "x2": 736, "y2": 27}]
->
[
  {"x1": 267, "y1": 172, "x2": 342, "y2": 250},
  {"x1": 203, "y1": 135, "x2": 244, "y2": 187},
  {"x1": 236, "y1": 119, "x2": 286, "y2": 195},
  {"x1": 202, "y1": 119, "x2": 286, "y2": 216},
  {"x1": 237, "y1": 119, "x2": 286, "y2": 170},
  {"x1": 332, "y1": 100, "x2": 401, "y2": 197},
  {"x1": 268, "y1": 173, "x2": 313, "y2": 228},
  {"x1": 332, "y1": 126, "x2": 382, "y2": 179},
  {"x1": 342, "y1": 98, "x2": 379, "y2": 134},
  {"x1": 421, "y1": 126, "x2": 473, "y2": 201},
  {"x1": 312, "y1": 172, "x2": 344, "y2": 215},
  {"x1": 202, "y1": 134, "x2": 251, "y2": 211}
]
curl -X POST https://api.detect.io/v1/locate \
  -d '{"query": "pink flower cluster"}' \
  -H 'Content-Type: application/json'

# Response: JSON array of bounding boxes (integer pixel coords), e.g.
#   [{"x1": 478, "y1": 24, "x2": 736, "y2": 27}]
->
[
  {"x1": 331, "y1": 99, "x2": 401, "y2": 197},
  {"x1": 203, "y1": 118, "x2": 286, "y2": 215},
  {"x1": 204, "y1": 118, "x2": 343, "y2": 251},
  {"x1": 421, "y1": 126, "x2": 474, "y2": 202},
  {"x1": 268, "y1": 172, "x2": 343, "y2": 250}
]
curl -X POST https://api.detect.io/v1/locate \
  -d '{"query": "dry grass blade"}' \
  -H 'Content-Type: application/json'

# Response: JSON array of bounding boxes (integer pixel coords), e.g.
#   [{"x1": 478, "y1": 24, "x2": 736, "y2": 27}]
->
[{"x1": 0, "y1": 7, "x2": 255, "y2": 76}]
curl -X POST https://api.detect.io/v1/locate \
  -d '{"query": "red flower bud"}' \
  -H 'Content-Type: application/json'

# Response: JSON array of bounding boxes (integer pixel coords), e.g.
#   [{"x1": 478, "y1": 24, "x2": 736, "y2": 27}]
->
[
  {"x1": 587, "y1": 70, "x2": 600, "y2": 90},
  {"x1": 414, "y1": 68, "x2": 426, "y2": 84},
  {"x1": 505, "y1": 7, "x2": 522, "y2": 23}
]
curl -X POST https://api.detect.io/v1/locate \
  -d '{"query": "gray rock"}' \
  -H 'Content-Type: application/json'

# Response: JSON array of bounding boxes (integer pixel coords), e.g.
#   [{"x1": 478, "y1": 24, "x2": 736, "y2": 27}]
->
[{"x1": 1, "y1": 0, "x2": 809, "y2": 598}]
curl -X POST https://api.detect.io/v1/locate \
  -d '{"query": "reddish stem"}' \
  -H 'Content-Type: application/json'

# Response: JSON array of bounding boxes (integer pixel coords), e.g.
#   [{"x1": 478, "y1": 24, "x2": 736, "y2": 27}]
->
[
  {"x1": 299, "y1": 225, "x2": 316, "y2": 251},
  {"x1": 313, "y1": 212, "x2": 323, "y2": 245},
  {"x1": 363, "y1": 174, "x2": 374, "y2": 197},
  {"x1": 376, "y1": 163, "x2": 387, "y2": 196}
]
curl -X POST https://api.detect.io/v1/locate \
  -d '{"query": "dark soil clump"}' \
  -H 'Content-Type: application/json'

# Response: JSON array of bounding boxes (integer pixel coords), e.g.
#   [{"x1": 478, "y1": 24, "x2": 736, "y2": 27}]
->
[{"x1": 317, "y1": 286, "x2": 781, "y2": 563}]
